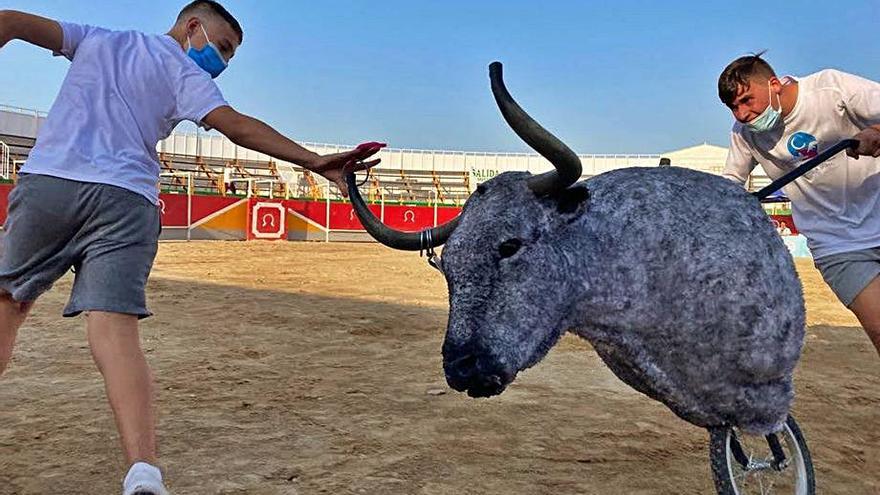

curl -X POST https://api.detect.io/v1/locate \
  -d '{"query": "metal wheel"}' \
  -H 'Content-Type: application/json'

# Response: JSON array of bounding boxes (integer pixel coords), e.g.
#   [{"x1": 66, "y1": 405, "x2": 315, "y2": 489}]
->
[{"x1": 709, "y1": 415, "x2": 814, "y2": 494}]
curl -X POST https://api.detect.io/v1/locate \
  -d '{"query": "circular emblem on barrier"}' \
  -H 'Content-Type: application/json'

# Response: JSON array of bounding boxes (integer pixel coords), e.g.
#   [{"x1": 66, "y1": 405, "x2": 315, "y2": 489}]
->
[
  {"x1": 262, "y1": 213, "x2": 276, "y2": 228},
  {"x1": 251, "y1": 202, "x2": 286, "y2": 239}
]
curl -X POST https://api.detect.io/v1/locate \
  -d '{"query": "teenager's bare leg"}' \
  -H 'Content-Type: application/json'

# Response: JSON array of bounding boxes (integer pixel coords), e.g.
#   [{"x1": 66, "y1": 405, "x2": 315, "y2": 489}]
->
[
  {"x1": 850, "y1": 275, "x2": 880, "y2": 356},
  {"x1": 86, "y1": 311, "x2": 157, "y2": 465},
  {"x1": 0, "y1": 292, "x2": 33, "y2": 375}
]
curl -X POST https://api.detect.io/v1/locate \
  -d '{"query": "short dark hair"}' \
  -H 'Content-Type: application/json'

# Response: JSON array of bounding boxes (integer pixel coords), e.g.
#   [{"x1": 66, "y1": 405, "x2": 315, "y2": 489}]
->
[
  {"x1": 718, "y1": 52, "x2": 776, "y2": 106},
  {"x1": 178, "y1": 0, "x2": 243, "y2": 44}
]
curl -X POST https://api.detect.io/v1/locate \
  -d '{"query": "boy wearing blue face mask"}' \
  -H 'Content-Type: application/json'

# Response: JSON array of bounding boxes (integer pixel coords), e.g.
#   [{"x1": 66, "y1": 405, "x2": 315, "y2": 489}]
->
[
  {"x1": 718, "y1": 53, "x2": 880, "y2": 358},
  {"x1": 0, "y1": 1, "x2": 383, "y2": 494}
]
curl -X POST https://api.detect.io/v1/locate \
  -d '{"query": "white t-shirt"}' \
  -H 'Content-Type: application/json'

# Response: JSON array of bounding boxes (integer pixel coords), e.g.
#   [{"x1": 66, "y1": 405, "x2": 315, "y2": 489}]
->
[
  {"x1": 723, "y1": 69, "x2": 880, "y2": 259},
  {"x1": 22, "y1": 22, "x2": 229, "y2": 204}
]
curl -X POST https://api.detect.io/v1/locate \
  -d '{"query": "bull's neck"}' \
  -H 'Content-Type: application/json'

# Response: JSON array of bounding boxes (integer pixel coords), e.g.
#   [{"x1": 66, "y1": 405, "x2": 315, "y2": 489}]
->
[{"x1": 551, "y1": 228, "x2": 602, "y2": 332}]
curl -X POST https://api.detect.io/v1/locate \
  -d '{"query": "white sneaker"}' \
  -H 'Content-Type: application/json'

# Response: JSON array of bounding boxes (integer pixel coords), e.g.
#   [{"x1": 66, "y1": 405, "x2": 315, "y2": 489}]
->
[{"x1": 122, "y1": 462, "x2": 170, "y2": 495}]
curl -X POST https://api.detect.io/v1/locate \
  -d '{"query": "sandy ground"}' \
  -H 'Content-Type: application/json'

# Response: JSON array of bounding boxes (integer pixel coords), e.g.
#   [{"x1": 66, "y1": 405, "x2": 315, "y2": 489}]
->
[{"x1": 0, "y1": 241, "x2": 877, "y2": 495}]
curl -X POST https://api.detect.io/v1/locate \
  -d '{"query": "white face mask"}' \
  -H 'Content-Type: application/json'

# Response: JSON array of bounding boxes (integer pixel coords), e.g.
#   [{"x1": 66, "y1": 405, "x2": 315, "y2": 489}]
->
[{"x1": 746, "y1": 81, "x2": 783, "y2": 133}]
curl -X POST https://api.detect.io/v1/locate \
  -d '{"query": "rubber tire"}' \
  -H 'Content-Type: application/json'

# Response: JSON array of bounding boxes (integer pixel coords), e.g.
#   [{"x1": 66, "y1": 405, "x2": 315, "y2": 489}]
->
[{"x1": 709, "y1": 415, "x2": 815, "y2": 494}]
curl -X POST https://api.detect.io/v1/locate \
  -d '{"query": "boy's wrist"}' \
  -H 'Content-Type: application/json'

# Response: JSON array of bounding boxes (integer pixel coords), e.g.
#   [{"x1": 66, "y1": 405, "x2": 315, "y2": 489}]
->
[{"x1": 298, "y1": 151, "x2": 322, "y2": 171}]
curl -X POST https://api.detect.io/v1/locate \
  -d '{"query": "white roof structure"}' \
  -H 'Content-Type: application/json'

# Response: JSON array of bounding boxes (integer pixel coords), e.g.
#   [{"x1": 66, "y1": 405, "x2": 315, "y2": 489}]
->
[
  {"x1": 1, "y1": 104, "x2": 757, "y2": 181},
  {"x1": 661, "y1": 142, "x2": 769, "y2": 179}
]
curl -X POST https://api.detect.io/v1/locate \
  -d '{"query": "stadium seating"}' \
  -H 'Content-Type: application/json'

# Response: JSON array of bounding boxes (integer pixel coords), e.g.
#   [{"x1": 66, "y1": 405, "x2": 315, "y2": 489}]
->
[
  {"x1": 0, "y1": 131, "x2": 765, "y2": 208},
  {"x1": 0, "y1": 132, "x2": 474, "y2": 205},
  {"x1": 0, "y1": 106, "x2": 771, "y2": 207},
  {"x1": 0, "y1": 134, "x2": 35, "y2": 174}
]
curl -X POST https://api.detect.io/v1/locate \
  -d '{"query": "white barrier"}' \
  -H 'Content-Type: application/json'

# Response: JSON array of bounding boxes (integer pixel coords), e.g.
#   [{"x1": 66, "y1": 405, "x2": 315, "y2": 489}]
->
[
  {"x1": 0, "y1": 141, "x2": 9, "y2": 179},
  {"x1": 781, "y1": 235, "x2": 812, "y2": 259}
]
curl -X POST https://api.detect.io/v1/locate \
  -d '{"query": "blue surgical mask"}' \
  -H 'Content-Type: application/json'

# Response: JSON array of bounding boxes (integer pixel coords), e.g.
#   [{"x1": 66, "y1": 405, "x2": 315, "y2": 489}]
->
[
  {"x1": 187, "y1": 24, "x2": 228, "y2": 79},
  {"x1": 746, "y1": 82, "x2": 783, "y2": 133}
]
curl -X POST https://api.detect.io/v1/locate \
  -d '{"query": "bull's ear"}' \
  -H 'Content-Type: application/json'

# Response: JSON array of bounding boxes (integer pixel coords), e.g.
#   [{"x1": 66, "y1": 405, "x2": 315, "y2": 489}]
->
[{"x1": 549, "y1": 185, "x2": 590, "y2": 215}]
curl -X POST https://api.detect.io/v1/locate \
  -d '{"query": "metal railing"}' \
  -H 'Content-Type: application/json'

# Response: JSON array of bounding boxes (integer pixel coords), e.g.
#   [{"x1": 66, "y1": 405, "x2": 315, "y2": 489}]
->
[
  {"x1": 227, "y1": 178, "x2": 280, "y2": 199},
  {"x1": 11, "y1": 160, "x2": 25, "y2": 180},
  {"x1": 0, "y1": 141, "x2": 9, "y2": 179}
]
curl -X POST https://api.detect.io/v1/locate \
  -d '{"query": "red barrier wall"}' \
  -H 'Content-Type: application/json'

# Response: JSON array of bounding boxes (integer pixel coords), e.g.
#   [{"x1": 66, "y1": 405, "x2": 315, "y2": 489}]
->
[
  {"x1": 159, "y1": 194, "x2": 240, "y2": 227},
  {"x1": 0, "y1": 185, "x2": 799, "y2": 238},
  {"x1": 285, "y1": 200, "x2": 461, "y2": 232},
  {"x1": 0, "y1": 184, "x2": 12, "y2": 225}
]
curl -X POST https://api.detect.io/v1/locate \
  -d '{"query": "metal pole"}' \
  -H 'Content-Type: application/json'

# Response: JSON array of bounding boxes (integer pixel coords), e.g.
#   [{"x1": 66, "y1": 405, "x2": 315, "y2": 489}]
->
[
  {"x1": 753, "y1": 139, "x2": 858, "y2": 200},
  {"x1": 0, "y1": 141, "x2": 8, "y2": 179},
  {"x1": 431, "y1": 189, "x2": 438, "y2": 227},
  {"x1": 325, "y1": 186, "x2": 331, "y2": 243},
  {"x1": 187, "y1": 173, "x2": 193, "y2": 241}
]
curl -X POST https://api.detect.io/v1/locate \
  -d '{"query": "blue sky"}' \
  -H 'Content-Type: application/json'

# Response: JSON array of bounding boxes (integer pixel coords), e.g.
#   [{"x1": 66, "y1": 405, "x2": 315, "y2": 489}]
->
[{"x1": 1, "y1": 1, "x2": 878, "y2": 153}]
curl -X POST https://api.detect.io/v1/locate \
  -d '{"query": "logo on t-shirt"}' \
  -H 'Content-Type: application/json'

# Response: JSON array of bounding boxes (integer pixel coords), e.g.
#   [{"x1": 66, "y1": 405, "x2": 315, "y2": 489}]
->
[{"x1": 787, "y1": 132, "x2": 819, "y2": 159}]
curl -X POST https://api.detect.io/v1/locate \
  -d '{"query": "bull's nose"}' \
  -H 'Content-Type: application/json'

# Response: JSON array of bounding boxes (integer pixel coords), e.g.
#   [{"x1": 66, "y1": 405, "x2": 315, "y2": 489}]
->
[
  {"x1": 444, "y1": 352, "x2": 515, "y2": 397},
  {"x1": 445, "y1": 354, "x2": 478, "y2": 391},
  {"x1": 466, "y1": 374, "x2": 506, "y2": 398}
]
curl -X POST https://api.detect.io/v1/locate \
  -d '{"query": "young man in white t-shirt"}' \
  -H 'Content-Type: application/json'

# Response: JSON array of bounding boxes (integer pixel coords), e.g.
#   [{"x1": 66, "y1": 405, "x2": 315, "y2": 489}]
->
[
  {"x1": 718, "y1": 53, "x2": 880, "y2": 357},
  {"x1": 0, "y1": 1, "x2": 383, "y2": 493}
]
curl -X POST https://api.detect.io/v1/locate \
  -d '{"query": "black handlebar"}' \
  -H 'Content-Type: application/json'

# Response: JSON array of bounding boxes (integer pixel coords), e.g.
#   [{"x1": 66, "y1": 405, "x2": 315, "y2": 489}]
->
[{"x1": 753, "y1": 139, "x2": 859, "y2": 201}]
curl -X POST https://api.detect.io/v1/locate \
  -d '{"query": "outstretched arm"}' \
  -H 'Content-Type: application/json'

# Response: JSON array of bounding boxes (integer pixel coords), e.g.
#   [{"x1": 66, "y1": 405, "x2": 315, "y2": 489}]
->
[
  {"x1": 203, "y1": 105, "x2": 384, "y2": 196},
  {"x1": 0, "y1": 10, "x2": 63, "y2": 52}
]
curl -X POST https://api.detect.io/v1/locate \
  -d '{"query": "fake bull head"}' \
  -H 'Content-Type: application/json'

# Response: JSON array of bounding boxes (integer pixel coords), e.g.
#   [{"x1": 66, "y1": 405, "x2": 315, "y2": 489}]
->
[{"x1": 346, "y1": 62, "x2": 592, "y2": 398}]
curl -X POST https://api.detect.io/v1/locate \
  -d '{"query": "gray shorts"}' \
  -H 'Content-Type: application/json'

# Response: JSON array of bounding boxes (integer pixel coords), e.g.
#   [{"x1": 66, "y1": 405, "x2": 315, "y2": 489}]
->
[
  {"x1": 814, "y1": 247, "x2": 880, "y2": 307},
  {"x1": 0, "y1": 174, "x2": 161, "y2": 318}
]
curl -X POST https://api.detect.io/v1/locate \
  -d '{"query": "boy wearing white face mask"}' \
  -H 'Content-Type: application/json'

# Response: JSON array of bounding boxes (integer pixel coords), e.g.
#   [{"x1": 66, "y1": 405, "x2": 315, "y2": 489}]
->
[
  {"x1": 0, "y1": 1, "x2": 384, "y2": 493},
  {"x1": 718, "y1": 53, "x2": 880, "y2": 358}
]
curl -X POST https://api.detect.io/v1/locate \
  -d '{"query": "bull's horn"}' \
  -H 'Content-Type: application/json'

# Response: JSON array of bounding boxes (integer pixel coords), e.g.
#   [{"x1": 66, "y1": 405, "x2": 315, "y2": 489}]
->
[
  {"x1": 489, "y1": 62, "x2": 582, "y2": 195},
  {"x1": 346, "y1": 172, "x2": 460, "y2": 251}
]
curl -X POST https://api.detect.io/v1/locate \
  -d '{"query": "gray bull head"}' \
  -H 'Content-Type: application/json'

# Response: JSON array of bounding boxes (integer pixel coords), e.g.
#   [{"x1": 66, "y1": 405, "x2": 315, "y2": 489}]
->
[
  {"x1": 346, "y1": 62, "x2": 585, "y2": 397},
  {"x1": 347, "y1": 63, "x2": 804, "y2": 434}
]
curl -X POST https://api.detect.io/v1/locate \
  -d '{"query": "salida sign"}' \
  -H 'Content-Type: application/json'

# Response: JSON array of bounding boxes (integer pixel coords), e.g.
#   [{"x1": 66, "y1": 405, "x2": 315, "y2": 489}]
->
[{"x1": 469, "y1": 168, "x2": 499, "y2": 191}]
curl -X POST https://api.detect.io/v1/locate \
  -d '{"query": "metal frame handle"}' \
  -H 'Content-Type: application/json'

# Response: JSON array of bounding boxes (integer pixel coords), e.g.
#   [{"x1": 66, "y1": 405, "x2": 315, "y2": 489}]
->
[{"x1": 753, "y1": 139, "x2": 859, "y2": 201}]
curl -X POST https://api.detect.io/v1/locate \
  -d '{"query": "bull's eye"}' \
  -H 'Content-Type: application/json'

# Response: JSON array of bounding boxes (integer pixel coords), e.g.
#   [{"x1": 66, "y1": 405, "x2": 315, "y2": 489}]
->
[{"x1": 498, "y1": 238, "x2": 522, "y2": 259}]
